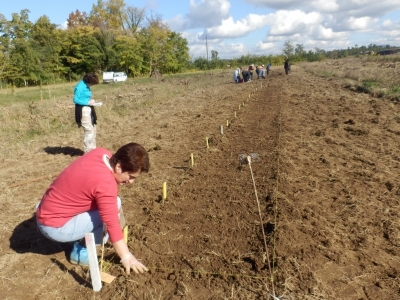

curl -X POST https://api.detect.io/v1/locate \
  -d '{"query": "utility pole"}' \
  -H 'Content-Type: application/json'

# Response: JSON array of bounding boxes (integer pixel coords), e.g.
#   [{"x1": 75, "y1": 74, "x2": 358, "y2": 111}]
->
[{"x1": 206, "y1": 34, "x2": 209, "y2": 61}]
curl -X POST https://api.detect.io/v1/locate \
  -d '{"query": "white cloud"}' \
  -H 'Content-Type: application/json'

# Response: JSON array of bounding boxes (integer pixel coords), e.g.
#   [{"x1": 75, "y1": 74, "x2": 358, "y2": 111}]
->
[
  {"x1": 200, "y1": 14, "x2": 270, "y2": 39},
  {"x1": 189, "y1": 41, "x2": 249, "y2": 59},
  {"x1": 382, "y1": 19, "x2": 400, "y2": 30},
  {"x1": 175, "y1": 0, "x2": 400, "y2": 58},
  {"x1": 168, "y1": 15, "x2": 186, "y2": 31},
  {"x1": 377, "y1": 19, "x2": 400, "y2": 43},
  {"x1": 245, "y1": 0, "x2": 400, "y2": 17},
  {"x1": 345, "y1": 16, "x2": 378, "y2": 30},
  {"x1": 244, "y1": 0, "x2": 302, "y2": 10},
  {"x1": 254, "y1": 41, "x2": 276, "y2": 53},
  {"x1": 58, "y1": 21, "x2": 68, "y2": 30},
  {"x1": 268, "y1": 10, "x2": 322, "y2": 36},
  {"x1": 327, "y1": 15, "x2": 379, "y2": 31},
  {"x1": 183, "y1": 0, "x2": 231, "y2": 29},
  {"x1": 309, "y1": 25, "x2": 348, "y2": 40},
  {"x1": 309, "y1": 0, "x2": 339, "y2": 13}
]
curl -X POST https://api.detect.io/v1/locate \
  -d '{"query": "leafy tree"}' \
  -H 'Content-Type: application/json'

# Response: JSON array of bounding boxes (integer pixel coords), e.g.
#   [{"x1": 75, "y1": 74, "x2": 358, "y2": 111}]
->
[
  {"x1": 192, "y1": 57, "x2": 209, "y2": 70},
  {"x1": 67, "y1": 10, "x2": 89, "y2": 28},
  {"x1": 113, "y1": 34, "x2": 142, "y2": 76},
  {"x1": 89, "y1": 0, "x2": 108, "y2": 28},
  {"x1": 105, "y1": 0, "x2": 126, "y2": 30},
  {"x1": 211, "y1": 50, "x2": 218, "y2": 60},
  {"x1": 61, "y1": 26, "x2": 105, "y2": 74},
  {"x1": 30, "y1": 16, "x2": 67, "y2": 81},
  {"x1": 295, "y1": 44, "x2": 305, "y2": 56},
  {"x1": 0, "y1": 13, "x2": 13, "y2": 83},
  {"x1": 283, "y1": 40, "x2": 294, "y2": 57},
  {"x1": 124, "y1": 6, "x2": 145, "y2": 34},
  {"x1": 138, "y1": 20, "x2": 170, "y2": 75},
  {"x1": 89, "y1": 0, "x2": 126, "y2": 30},
  {"x1": 163, "y1": 31, "x2": 190, "y2": 73},
  {"x1": 94, "y1": 27, "x2": 117, "y2": 71},
  {"x1": 2, "y1": 9, "x2": 38, "y2": 86},
  {"x1": 8, "y1": 9, "x2": 32, "y2": 39}
]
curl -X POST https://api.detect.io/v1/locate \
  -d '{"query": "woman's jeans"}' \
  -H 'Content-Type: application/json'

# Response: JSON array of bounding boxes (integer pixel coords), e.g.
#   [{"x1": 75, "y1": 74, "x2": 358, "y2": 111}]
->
[{"x1": 36, "y1": 197, "x2": 121, "y2": 245}]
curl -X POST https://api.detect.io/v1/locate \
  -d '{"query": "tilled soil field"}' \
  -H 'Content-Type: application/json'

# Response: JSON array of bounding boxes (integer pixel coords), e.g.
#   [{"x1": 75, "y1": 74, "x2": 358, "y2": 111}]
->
[{"x1": 2, "y1": 62, "x2": 400, "y2": 299}]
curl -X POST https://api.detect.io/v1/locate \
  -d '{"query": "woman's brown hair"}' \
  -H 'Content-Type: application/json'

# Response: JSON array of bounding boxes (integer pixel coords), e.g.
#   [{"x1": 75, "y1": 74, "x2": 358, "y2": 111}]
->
[
  {"x1": 110, "y1": 143, "x2": 149, "y2": 173},
  {"x1": 83, "y1": 73, "x2": 99, "y2": 85}
]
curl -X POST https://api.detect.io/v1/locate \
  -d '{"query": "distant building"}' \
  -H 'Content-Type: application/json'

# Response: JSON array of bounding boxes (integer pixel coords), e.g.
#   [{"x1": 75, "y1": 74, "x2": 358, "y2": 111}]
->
[{"x1": 376, "y1": 48, "x2": 400, "y2": 56}]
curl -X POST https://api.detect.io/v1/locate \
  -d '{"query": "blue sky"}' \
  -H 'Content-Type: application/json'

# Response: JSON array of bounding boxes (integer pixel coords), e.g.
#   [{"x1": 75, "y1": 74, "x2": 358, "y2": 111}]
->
[{"x1": 1, "y1": 0, "x2": 400, "y2": 59}]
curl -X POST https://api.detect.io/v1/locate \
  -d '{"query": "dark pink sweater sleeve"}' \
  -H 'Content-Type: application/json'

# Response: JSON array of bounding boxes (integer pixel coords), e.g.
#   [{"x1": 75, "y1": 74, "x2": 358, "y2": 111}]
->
[{"x1": 95, "y1": 180, "x2": 124, "y2": 243}]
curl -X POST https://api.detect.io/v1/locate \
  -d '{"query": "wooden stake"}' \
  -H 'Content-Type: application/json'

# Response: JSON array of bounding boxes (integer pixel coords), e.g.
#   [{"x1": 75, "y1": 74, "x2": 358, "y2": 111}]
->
[
  {"x1": 123, "y1": 226, "x2": 128, "y2": 243},
  {"x1": 84, "y1": 233, "x2": 102, "y2": 292},
  {"x1": 190, "y1": 153, "x2": 194, "y2": 166},
  {"x1": 100, "y1": 227, "x2": 106, "y2": 272},
  {"x1": 206, "y1": 137, "x2": 209, "y2": 148}
]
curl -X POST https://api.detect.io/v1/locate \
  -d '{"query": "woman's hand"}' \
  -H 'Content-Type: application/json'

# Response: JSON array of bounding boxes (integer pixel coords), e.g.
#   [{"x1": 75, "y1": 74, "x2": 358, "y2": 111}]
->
[
  {"x1": 120, "y1": 252, "x2": 149, "y2": 275},
  {"x1": 88, "y1": 99, "x2": 96, "y2": 105}
]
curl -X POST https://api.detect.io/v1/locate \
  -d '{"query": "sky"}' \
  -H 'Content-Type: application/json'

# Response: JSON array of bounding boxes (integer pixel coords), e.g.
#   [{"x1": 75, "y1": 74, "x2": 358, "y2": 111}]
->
[{"x1": 1, "y1": 0, "x2": 400, "y2": 59}]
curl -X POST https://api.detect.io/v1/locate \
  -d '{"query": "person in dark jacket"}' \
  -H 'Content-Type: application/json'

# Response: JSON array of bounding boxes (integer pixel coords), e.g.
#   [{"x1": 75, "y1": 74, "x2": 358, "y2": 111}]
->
[
  {"x1": 284, "y1": 57, "x2": 291, "y2": 75},
  {"x1": 242, "y1": 69, "x2": 251, "y2": 82}
]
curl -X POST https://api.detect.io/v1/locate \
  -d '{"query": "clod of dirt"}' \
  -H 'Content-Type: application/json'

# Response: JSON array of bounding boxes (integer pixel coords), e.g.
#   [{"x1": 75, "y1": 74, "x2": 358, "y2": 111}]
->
[
  {"x1": 153, "y1": 144, "x2": 162, "y2": 151},
  {"x1": 344, "y1": 119, "x2": 355, "y2": 125},
  {"x1": 385, "y1": 181, "x2": 394, "y2": 191}
]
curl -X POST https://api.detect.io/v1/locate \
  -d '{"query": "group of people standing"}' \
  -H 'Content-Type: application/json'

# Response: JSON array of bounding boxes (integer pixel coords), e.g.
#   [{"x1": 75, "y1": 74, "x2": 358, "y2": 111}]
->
[{"x1": 35, "y1": 73, "x2": 150, "y2": 275}]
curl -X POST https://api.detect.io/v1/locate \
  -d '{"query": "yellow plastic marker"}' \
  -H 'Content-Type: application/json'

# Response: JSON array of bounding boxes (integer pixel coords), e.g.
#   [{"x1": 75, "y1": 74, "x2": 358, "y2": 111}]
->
[
  {"x1": 162, "y1": 182, "x2": 167, "y2": 200},
  {"x1": 206, "y1": 137, "x2": 209, "y2": 148},
  {"x1": 190, "y1": 153, "x2": 194, "y2": 166},
  {"x1": 123, "y1": 226, "x2": 128, "y2": 243},
  {"x1": 234, "y1": 111, "x2": 237, "y2": 118},
  {"x1": 226, "y1": 119, "x2": 229, "y2": 127}
]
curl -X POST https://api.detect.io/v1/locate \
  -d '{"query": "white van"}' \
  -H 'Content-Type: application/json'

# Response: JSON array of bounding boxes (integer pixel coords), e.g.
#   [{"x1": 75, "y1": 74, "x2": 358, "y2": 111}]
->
[{"x1": 102, "y1": 72, "x2": 127, "y2": 83}]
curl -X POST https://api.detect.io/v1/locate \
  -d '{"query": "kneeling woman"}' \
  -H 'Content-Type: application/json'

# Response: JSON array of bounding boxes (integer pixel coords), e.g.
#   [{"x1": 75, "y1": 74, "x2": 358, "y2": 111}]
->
[{"x1": 36, "y1": 142, "x2": 149, "y2": 275}]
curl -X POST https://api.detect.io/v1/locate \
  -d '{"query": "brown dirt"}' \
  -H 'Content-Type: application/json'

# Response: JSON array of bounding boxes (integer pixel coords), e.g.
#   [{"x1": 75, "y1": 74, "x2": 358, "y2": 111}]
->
[{"x1": 2, "y1": 63, "x2": 400, "y2": 299}]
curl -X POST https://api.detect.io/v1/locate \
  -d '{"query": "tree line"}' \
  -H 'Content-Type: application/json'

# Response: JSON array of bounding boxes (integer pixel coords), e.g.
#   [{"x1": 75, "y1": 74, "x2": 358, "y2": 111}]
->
[
  {"x1": 0, "y1": 0, "x2": 190, "y2": 87},
  {"x1": 1, "y1": 0, "x2": 397, "y2": 88}
]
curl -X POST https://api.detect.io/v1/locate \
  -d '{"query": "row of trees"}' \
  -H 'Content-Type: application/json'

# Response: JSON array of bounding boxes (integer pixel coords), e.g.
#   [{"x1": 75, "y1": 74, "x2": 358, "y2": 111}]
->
[
  {"x1": 1, "y1": 0, "x2": 397, "y2": 88},
  {"x1": 0, "y1": 0, "x2": 190, "y2": 87},
  {"x1": 193, "y1": 42, "x2": 399, "y2": 72},
  {"x1": 282, "y1": 41, "x2": 397, "y2": 62}
]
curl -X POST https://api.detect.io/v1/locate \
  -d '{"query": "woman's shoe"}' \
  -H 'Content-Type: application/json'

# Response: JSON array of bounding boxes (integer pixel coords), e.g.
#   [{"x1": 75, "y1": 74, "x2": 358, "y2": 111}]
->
[{"x1": 70, "y1": 241, "x2": 89, "y2": 266}]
